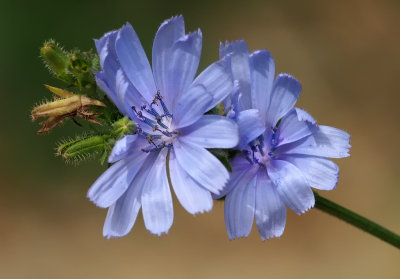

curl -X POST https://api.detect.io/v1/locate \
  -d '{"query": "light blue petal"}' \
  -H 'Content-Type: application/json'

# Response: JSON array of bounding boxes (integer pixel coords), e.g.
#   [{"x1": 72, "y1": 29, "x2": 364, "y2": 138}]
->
[
  {"x1": 224, "y1": 171, "x2": 257, "y2": 239},
  {"x1": 276, "y1": 125, "x2": 351, "y2": 158},
  {"x1": 265, "y1": 74, "x2": 301, "y2": 128},
  {"x1": 254, "y1": 170, "x2": 286, "y2": 240},
  {"x1": 172, "y1": 84, "x2": 212, "y2": 128},
  {"x1": 94, "y1": 31, "x2": 128, "y2": 115},
  {"x1": 95, "y1": 30, "x2": 150, "y2": 119},
  {"x1": 278, "y1": 155, "x2": 339, "y2": 191},
  {"x1": 87, "y1": 148, "x2": 148, "y2": 208},
  {"x1": 169, "y1": 150, "x2": 213, "y2": 214},
  {"x1": 95, "y1": 30, "x2": 118, "y2": 69},
  {"x1": 141, "y1": 150, "x2": 173, "y2": 236},
  {"x1": 295, "y1": 107, "x2": 316, "y2": 124},
  {"x1": 115, "y1": 23, "x2": 156, "y2": 103},
  {"x1": 152, "y1": 16, "x2": 185, "y2": 109},
  {"x1": 250, "y1": 50, "x2": 275, "y2": 124},
  {"x1": 174, "y1": 140, "x2": 229, "y2": 194},
  {"x1": 108, "y1": 135, "x2": 138, "y2": 163},
  {"x1": 179, "y1": 115, "x2": 239, "y2": 148},
  {"x1": 275, "y1": 108, "x2": 314, "y2": 146},
  {"x1": 166, "y1": 30, "x2": 202, "y2": 110},
  {"x1": 95, "y1": 72, "x2": 124, "y2": 114},
  {"x1": 236, "y1": 109, "x2": 266, "y2": 149},
  {"x1": 103, "y1": 152, "x2": 158, "y2": 238},
  {"x1": 114, "y1": 69, "x2": 150, "y2": 120},
  {"x1": 267, "y1": 159, "x2": 315, "y2": 215},
  {"x1": 222, "y1": 40, "x2": 253, "y2": 110},
  {"x1": 219, "y1": 40, "x2": 231, "y2": 60},
  {"x1": 212, "y1": 154, "x2": 256, "y2": 199},
  {"x1": 192, "y1": 60, "x2": 233, "y2": 112},
  {"x1": 223, "y1": 80, "x2": 242, "y2": 118}
]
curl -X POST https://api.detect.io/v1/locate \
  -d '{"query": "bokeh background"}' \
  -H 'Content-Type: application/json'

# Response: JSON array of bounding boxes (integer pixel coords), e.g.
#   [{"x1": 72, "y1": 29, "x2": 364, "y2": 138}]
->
[{"x1": 1, "y1": 0, "x2": 399, "y2": 278}]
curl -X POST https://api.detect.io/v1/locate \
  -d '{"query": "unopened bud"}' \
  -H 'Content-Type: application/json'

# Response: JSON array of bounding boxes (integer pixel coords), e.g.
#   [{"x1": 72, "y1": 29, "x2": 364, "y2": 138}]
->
[
  {"x1": 40, "y1": 40, "x2": 70, "y2": 80},
  {"x1": 57, "y1": 135, "x2": 111, "y2": 164},
  {"x1": 112, "y1": 117, "x2": 136, "y2": 138}
]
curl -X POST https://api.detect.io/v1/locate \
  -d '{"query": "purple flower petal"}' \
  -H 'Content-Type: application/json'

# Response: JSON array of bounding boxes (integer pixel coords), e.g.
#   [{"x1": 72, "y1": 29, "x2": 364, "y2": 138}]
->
[
  {"x1": 165, "y1": 30, "x2": 202, "y2": 110},
  {"x1": 265, "y1": 74, "x2": 301, "y2": 127},
  {"x1": 224, "y1": 171, "x2": 257, "y2": 239},
  {"x1": 152, "y1": 16, "x2": 185, "y2": 109},
  {"x1": 250, "y1": 50, "x2": 275, "y2": 124},
  {"x1": 102, "y1": 152, "x2": 158, "y2": 238},
  {"x1": 174, "y1": 140, "x2": 229, "y2": 194},
  {"x1": 212, "y1": 155, "x2": 256, "y2": 199},
  {"x1": 172, "y1": 84, "x2": 212, "y2": 129},
  {"x1": 267, "y1": 160, "x2": 315, "y2": 215},
  {"x1": 169, "y1": 151, "x2": 213, "y2": 214},
  {"x1": 236, "y1": 109, "x2": 266, "y2": 149},
  {"x1": 294, "y1": 107, "x2": 316, "y2": 124},
  {"x1": 275, "y1": 108, "x2": 314, "y2": 146},
  {"x1": 180, "y1": 115, "x2": 239, "y2": 148},
  {"x1": 220, "y1": 40, "x2": 253, "y2": 110},
  {"x1": 87, "y1": 149, "x2": 148, "y2": 208},
  {"x1": 95, "y1": 30, "x2": 118, "y2": 69},
  {"x1": 279, "y1": 155, "x2": 339, "y2": 190},
  {"x1": 108, "y1": 135, "x2": 138, "y2": 163},
  {"x1": 277, "y1": 125, "x2": 351, "y2": 158},
  {"x1": 115, "y1": 23, "x2": 156, "y2": 103},
  {"x1": 254, "y1": 170, "x2": 286, "y2": 240},
  {"x1": 192, "y1": 60, "x2": 233, "y2": 111},
  {"x1": 141, "y1": 150, "x2": 173, "y2": 236}
]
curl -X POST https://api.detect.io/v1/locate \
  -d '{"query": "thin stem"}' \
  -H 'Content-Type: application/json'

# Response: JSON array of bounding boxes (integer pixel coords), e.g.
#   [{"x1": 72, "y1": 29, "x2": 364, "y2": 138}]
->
[{"x1": 314, "y1": 191, "x2": 400, "y2": 249}]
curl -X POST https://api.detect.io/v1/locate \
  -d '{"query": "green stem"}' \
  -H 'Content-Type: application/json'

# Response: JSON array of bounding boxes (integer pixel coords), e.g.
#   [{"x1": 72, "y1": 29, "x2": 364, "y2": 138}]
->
[{"x1": 314, "y1": 191, "x2": 400, "y2": 249}]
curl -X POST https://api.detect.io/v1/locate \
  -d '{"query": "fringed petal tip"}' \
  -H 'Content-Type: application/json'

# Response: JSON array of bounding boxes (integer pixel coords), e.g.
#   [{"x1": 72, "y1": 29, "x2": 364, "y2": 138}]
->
[
  {"x1": 260, "y1": 230, "x2": 284, "y2": 241},
  {"x1": 148, "y1": 229, "x2": 170, "y2": 237},
  {"x1": 228, "y1": 232, "x2": 251, "y2": 240},
  {"x1": 296, "y1": 202, "x2": 315, "y2": 216},
  {"x1": 158, "y1": 15, "x2": 184, "y2": 30}
]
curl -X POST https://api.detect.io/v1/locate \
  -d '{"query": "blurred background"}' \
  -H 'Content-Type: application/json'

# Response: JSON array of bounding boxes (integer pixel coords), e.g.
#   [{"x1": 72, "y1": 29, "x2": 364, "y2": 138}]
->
[{"x1": 1, "y1": 0, "x2": 399, "y2": 278}]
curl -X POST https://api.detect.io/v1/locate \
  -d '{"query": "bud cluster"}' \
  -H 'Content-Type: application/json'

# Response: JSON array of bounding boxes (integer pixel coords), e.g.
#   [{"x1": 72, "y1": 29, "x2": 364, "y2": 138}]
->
[
  {"x1": 33, "y1": 39, "x2": 134, "y2": 165},
  {"x1": 40, "y1": 40, "x2": 100, "y2": 94}
]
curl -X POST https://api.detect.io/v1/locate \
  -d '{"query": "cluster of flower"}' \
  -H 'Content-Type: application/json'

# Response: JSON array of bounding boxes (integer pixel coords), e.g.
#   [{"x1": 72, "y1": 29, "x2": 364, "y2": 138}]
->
[{"x1": 87, "y1": 15, "x2": 350, "y2": 240}]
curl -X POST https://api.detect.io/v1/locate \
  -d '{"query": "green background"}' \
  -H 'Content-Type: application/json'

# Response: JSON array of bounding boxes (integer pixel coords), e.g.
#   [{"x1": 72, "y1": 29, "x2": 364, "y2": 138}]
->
[{"x1": 1, "y1": 0, "x2": 399, "y2": 278}]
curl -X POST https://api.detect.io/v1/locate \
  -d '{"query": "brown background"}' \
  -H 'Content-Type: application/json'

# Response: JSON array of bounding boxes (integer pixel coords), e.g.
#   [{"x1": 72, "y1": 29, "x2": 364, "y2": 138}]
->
[{"x1": 0, "y1": 0, "x2": 399, "y2": 278}]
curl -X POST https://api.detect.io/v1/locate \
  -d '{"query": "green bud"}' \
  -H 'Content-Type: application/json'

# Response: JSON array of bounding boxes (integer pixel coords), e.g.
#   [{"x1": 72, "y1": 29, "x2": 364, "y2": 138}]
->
[
  {"x1": 112, "y1": 117, "x2": 136, "y2": 138},
  {"x1": 40, "y1": 40, "x2": 70, "y2": 81},
  {"x1": 68, "y1": 49, "x2": 98, "y2": 91},
  {"x1": 57, "y1": 134, "x2": 111, "y2": 165}
]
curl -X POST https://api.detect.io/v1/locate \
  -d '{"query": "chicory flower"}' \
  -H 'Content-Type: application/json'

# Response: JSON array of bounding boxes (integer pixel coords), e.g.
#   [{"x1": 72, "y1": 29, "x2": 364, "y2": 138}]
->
[
  {"x1": 218, "y1": 41, "x2": 351, "y2": 240},
  {"x1": 88, "y1": 16, "x2": 239, "y2": 238}
]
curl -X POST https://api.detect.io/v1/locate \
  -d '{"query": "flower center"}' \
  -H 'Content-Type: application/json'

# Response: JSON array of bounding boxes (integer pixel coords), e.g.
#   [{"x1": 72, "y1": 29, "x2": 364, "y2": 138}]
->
[
  {"x1": 242, "y1": 132, "x2": 276, "y2": 168},
  {"x1": 132, "y1": 91, "x2": 178, "y2": 153}
]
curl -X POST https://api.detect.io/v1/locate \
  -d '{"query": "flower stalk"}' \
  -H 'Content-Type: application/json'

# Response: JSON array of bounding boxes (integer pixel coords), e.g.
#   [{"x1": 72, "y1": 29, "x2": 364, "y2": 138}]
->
[{"x1": 314, "y1": 191, "x2": 400, "y2": 249}]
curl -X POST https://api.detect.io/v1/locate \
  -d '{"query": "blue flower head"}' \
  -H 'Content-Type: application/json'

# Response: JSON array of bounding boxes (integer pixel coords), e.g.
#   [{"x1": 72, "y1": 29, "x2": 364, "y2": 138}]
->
[
  {"x1": 218, "y1": 41, "x2": 351, "y2": 240},
  {"x1": 88, "y1": 16, "x2": 239, "y2": 238}
]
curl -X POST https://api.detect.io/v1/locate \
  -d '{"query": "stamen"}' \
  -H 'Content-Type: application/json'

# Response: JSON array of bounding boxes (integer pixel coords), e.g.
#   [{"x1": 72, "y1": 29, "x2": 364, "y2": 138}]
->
[
  {"x1": 157, "y1": 120, "x2": 169, "y2": 129},
  {"x1": 154, "y1": 91, "x2": 172, "y2": 117},
  {"x1": 257, "y1": 135, "x2": 265, "y2": 156},
  {"x1": 145, "y1": 106, "x2": 161, "y2": 118},
  {"x1": 134, "y1": 92, "x2": 177, "y2": 154}
]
